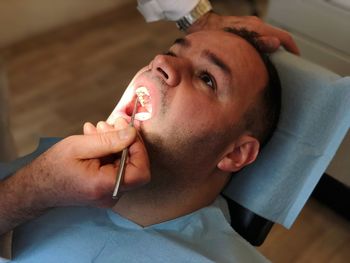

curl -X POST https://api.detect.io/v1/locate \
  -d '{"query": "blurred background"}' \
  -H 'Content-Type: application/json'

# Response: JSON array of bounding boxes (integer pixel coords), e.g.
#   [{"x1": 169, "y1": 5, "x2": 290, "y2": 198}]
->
[{"x1": 0, "y1": 0, "x2": 349, "y2": 262}]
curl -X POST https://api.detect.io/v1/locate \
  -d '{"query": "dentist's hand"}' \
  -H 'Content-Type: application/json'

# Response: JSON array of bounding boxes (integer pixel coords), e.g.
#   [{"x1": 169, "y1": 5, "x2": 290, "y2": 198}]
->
[
  {"x1": 0, "y1": 123, "x2": 150, "y2": 234},
  {"x1": 83, "y1": 118, "x2": 150, "y2": 194},
  {"x1": 188, "y1": 12, "x2": 300, "y2": 55}
]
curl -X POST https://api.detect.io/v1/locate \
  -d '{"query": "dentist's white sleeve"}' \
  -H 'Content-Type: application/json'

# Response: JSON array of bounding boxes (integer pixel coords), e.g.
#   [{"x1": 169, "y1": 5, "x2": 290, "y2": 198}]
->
[{"x1": 137, "y1": 0, "x2": 200, "y2": 22}]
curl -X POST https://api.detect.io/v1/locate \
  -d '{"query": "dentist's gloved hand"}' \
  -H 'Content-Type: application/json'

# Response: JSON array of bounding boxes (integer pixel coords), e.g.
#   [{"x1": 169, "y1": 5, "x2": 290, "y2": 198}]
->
[
  {"x1": 188, "y1": 12, "x2": 300, "y2": 55},
  {"x1": 0, "y1": 122, "x2": 150, "y2": 235}
]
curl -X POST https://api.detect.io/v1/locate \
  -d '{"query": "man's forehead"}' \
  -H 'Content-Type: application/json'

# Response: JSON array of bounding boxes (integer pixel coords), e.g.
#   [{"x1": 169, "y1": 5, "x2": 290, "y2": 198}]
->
[
  {"x1": 172, "y1": 30, "x2": 264, "y2": 76},
  {"x1": 172, "y1": 30, "x2": 259, "y2": 62}
]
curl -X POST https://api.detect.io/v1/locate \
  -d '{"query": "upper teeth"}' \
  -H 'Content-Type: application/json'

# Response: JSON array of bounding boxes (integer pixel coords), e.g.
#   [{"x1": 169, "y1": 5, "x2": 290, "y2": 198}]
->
[{"x1": 136, "y1": 87, "x2": 150, "y2": 107}]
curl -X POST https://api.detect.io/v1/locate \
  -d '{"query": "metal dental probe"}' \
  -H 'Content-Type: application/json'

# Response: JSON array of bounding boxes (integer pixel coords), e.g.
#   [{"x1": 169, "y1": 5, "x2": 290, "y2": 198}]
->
[{"x1": 112, "y1": 97, "x2": 139, "y2": 199}]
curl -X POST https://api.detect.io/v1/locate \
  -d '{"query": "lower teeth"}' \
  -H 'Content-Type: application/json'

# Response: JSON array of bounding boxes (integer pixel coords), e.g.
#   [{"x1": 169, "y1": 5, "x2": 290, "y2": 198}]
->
[{"x1": 135, "y1": 112, "x2": 151, "y2": 121}]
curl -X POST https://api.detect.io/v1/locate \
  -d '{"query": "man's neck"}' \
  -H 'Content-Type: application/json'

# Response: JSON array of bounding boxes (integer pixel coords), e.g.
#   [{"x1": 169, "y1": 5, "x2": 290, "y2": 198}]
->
[{"x1": 112, "y1": 170, "x2": 229, "y2": 227}]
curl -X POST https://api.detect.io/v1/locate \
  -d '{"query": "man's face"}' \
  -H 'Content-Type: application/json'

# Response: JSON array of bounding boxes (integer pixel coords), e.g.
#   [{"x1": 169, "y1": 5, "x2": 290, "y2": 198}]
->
[{"x1": 110, "y1": 30, "x2": 268, "y2": 178}]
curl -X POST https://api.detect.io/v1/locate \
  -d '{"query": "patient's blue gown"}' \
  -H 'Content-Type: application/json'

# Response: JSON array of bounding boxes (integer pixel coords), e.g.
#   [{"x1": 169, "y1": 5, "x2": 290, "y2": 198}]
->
[{"x1": 11, "y1": 196, "x2": 268, "y2": 262}]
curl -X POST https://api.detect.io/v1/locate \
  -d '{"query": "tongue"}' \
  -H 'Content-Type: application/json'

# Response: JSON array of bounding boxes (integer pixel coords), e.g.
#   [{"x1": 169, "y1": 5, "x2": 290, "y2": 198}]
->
[{"x1": 135, "y1": 103, "x2": 152, "y2": 121}]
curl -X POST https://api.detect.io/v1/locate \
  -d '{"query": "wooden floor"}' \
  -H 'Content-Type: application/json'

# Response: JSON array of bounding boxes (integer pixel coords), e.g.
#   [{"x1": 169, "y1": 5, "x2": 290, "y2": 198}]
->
[{"x1": 1, "y1": 0, "x2": 349, "y2": 262}]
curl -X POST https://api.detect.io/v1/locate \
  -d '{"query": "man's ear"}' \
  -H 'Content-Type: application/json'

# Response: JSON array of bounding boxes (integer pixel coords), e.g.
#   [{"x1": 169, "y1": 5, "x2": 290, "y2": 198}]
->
[{"x1": 217, "y1": 135, "x2": 260, "y2": 172}]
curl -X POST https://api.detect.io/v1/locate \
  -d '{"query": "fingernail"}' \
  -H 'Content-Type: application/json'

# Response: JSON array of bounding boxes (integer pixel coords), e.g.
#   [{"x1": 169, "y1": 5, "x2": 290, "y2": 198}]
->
[
  {"x1": 97, "y1": 121, "x2": 107, "y2": 131},
  {"x1": 118, "y1": 127, "x2": 132, "y2": 140}
]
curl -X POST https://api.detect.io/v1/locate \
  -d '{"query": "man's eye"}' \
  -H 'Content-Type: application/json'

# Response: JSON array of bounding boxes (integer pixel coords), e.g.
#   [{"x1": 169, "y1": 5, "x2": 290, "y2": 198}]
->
[{"x1": 199, "y1": 71, "x2": 217, "y2": 90}]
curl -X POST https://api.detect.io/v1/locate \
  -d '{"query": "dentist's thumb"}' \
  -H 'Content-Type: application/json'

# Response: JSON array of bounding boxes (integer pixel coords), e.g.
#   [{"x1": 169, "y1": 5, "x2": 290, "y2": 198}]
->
[{"x1": 72, "y1": 127, "x2": 137, "y2": 159}]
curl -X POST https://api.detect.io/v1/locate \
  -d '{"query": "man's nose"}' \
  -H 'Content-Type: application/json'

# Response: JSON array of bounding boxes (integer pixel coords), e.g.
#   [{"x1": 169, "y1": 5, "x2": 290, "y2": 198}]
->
[{"x1": 151, "y1": 55, "x2": 181, "y2": 87}]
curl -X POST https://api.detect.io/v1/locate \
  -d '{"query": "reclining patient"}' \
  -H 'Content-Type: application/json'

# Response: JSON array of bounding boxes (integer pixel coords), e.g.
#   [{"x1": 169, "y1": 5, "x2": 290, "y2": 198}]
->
[{"x1": 2, "y1": 28, "x2": 281, "y2": 262}]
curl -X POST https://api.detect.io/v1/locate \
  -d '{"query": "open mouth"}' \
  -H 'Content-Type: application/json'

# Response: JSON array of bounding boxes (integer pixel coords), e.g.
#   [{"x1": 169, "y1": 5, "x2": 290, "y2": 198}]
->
[
  {"x1": 126, "y1": 86, "x2": 152, "y2": 121},
  {"x1": 106, "y1": 84, "x2": 153, "y2": 126}
]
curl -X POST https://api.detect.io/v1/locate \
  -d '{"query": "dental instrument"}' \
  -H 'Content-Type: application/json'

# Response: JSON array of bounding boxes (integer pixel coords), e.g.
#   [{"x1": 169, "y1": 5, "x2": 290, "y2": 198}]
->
[{"x1": 112, "y1": 97, "x2": 139, "y2": 199}]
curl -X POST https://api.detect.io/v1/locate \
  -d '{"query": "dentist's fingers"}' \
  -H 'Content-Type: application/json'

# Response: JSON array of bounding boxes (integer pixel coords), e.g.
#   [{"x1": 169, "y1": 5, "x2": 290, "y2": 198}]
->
[
  {"x1": 189, "y1": 12, "x2": 300, "y2": 55},
  {"x1": 82, "y1": 118, "x2": 150, "y2": 191},
  {"x1": 96, "y1": 121, "x2": 114, "y2": 133},
  {"x1": 120, "y1": 132, "x2": 150, "y2": 190},
  {"x1": 96, "y1": 119, "x2": 129, "y2": 133},
  {"x1": 71, "y1": 127, "x2": 137, "y2": 159},
  {"x1": 256, "y1": 36, "x2": 280, "y2": 53},
  {"x1": 84, "y1": 118, "x2": 130, "y2": 135},
  {"x1": 13, "y1": 128, "x2": 140, "y2": 210},
  {"x1": 83, "y1": 122, "x2": 97, "y2": 135},
  {"x1": 95, "y1": 118, "x2": 150, "y2": 190}
]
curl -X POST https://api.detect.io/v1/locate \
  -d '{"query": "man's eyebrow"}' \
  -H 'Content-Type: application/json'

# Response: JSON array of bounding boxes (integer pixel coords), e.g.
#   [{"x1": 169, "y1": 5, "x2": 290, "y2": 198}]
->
[
  {"x1": 172, "y1": 38, "x2": 231, "y2": 77},
  {"x1": 173, "y1": 38, "x2": 191, "y2": 47},
  {"x1": 203, "y1": 50, "x2": 231, "y2": 77}
]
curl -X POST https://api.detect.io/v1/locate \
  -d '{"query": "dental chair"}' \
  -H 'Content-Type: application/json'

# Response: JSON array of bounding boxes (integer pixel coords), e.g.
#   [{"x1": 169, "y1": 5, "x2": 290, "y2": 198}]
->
[{"x1": 0, "y1": 51, "x2": 349, "y2": 259}]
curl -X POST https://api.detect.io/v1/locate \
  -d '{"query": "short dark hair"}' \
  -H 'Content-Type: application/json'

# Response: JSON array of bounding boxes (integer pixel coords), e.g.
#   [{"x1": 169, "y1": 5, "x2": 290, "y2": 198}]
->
[{"x1": 224, "y1": 27, "x2": 281, "y2": 148}]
